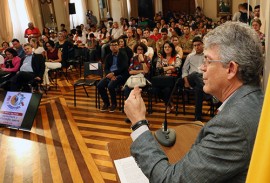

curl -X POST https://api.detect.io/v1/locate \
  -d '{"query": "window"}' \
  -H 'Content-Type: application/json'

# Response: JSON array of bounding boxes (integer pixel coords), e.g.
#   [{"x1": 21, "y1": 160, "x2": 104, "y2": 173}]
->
[{"x1": 8, "y1": 0, "x2": 30, "y2": 43}]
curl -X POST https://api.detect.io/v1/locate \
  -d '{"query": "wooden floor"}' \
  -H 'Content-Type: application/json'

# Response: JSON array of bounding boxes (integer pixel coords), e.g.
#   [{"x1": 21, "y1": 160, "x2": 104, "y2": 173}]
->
[{"x1": 0, "y1": 70, "x2": 213, "y2": 183}]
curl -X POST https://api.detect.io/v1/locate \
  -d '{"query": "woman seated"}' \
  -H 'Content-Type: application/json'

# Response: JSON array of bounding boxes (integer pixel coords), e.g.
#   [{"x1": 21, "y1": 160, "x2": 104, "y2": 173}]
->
[
  {"x1": 123, "y1": 42, "x2": 151, "y2": 99},
  {"x1": 55, "y1": 32, "x2": 74, "y2": 68},
  {"x1": 0, "y1": 48, "x2": 21, "y2": 84},
  {"x1": 118, "y1": 36, "x2": 133, "y2": 66},
  {"x1": 44, "y1": 41, "x2": 62, "y2": 87},
  {"x1": 30, "y1": 38, "x2": 45, "y2": 56},
  {"x1": 171, "y1": 35, "x2": 183, "y2": 59},
  {"x1": 1, "y1": 41, "x2": 10, "y2": 55},
  {"x1": 87, "y1": 33, "x2": 98, "y2": 61},
  {"x1": 140, "y1": 37, "x2": 154, "y2": 60},
  {"x1": 153, "y1": 41, "x2": 181, "y2": 113}
]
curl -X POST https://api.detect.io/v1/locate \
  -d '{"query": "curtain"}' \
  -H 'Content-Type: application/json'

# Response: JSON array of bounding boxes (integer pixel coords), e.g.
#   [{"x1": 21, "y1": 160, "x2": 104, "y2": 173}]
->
[
  {"x1": 25, "y1": 0, "x2": 36, "y2": 25},
  {"x1": 154, "y1": 0, "x2": 162, "y2": 13},
  {"x1": 64, "y1": 0, "x2": 71, "y2": 30},
  {"x1": 0, "y1": 0, "x2": 13, "y2": 42},
  {"x1": 129, "y1": 0, "x2": 138, "y2": 18},
  {"x1": 120, "y1": 0, "x2": 128, "y2": 18},
  {"x1": 8, "y1": 0, "x2": 30, "y2": 43}
]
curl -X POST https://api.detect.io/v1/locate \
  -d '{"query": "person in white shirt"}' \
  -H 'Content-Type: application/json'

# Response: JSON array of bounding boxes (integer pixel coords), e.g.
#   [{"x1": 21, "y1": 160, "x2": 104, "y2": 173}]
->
[
  {"x1": 111, "y1": 22, "x2": 123, "y2": 40},
  {"x1": 182, "y1": 36, "x2": 205, "y2": 121}
]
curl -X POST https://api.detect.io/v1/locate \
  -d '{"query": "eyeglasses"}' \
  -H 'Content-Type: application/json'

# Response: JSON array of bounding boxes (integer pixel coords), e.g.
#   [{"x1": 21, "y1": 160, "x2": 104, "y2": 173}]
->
[
  {"x1": 137, "y1": 48, "x2": 143, "y2": 50},
  {"x1": 110, "y1": 44, "x2": 118, "y2": 46},
  {"x1": 201, "y1": 57, "x2": 223, "y2": 67}
]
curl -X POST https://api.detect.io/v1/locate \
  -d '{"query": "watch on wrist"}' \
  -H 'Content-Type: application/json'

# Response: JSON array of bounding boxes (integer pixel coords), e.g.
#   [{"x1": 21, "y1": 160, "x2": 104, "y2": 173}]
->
[{"x1": 131, "y1": 120, "x2": 149, "y2": 131}]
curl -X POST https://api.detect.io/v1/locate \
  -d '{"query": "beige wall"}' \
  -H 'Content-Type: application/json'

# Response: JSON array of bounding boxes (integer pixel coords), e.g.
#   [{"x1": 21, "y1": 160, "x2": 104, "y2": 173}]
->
[
  {"x1": 203, "y1": 0, "x2": 244, "y2": 21},
  {"x1": 87, "y1": 0, "x2": 100, "y2": 23},
  {"x1": 109, "y1": 0, "x2": 122, "y2": 23}
]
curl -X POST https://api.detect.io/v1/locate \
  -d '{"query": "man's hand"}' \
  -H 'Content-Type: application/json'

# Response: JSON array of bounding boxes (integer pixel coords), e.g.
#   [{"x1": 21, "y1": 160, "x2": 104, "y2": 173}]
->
[
  {"x1": 138, "y1": 54, "x2": 144, "y2": 62},
  {"x1": 184, "y1": 77, "x2": 191, "y2": 88},
  {"x1": 124, "y1": 86, "x2": 146, "y2": 125},
  {"x1": 106, "y1": 72, "x2": 114, "y2": 79},
  {"x1": 111, "y1": 75, "x2": 116, "y2": 80},
  {"x1": 34, "y1": 77, "x2": 41, "y2": 81}
]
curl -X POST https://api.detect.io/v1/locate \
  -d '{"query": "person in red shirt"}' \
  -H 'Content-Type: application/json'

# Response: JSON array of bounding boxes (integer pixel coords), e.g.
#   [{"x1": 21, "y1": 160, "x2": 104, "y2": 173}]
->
[{"x1": 24, "y1": 22, "x2": 41, "y2": 42}]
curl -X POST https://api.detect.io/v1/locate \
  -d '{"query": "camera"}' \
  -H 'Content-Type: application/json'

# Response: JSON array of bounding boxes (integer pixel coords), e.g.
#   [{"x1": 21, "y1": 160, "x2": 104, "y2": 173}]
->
[{"x1": 86, "y1": 10, "x2": 91, "y2": 19}]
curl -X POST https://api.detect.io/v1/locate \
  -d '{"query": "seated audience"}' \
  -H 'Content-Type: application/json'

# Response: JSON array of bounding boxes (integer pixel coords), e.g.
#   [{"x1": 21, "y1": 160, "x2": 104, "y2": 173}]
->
[
  {"x1": 182, "y1": 36, "x2": 205, "y2": 121},
  {"x1": 140, "y1": 37, "x2": 154, "y2": 60},
  {"x1": 154, "y1": 41, "x2": 181, "y2": 113},
  {"x1": 1, "y1": 41, "x2": 10, "y2": 55},
  {"x1": 9, "y1": 43, "x2": 45, "y2": 91},
  {"x1": 171, "y1": 35, "x2": 183, "y2": 59},
  {"x1": 11, "y1": 39, "x2": 25, "y2": 58},
  {"x1": 97, "y1": 39, "x2": 129, "y2": 112},
  {"x1": 251, "y1": 19, "x2": 265, "y2": 49},
  {"x1": 87, "y1": 33, "x2": 98, "y2": 61},
  {"x1": 0, "y1": 48, "x2": 21, "y2": 84},
  {"x1": 55, "y1": 32, "x2": 74, "y2": 67},
  {"x1": 44, "y1": 41, "x2": 62, "y2": 87},
  {"x1": 156, "y1": 28, "x2": 170, "y2": 54},
  {"x1": 149, "y1": 27, "x2": 162, "y2": 42},
  {"x1": 118, "y1": 36, "x2": 133, "y2": 65},
  {"x1": 179, "y1": 25, "x2": 194, "y2": 56},
  {"x1": 30, "y1": 38, "x2": 45, "y2": 56},
  {"x1": 123, "y1": 42, "x2": 151, "y2": 99}
]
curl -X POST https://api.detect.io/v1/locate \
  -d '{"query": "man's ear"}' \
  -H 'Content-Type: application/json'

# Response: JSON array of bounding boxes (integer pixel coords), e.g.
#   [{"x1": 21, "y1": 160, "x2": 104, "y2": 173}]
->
[{"x1": 227, "y1": 61, "x2": 238, "y2": 80}]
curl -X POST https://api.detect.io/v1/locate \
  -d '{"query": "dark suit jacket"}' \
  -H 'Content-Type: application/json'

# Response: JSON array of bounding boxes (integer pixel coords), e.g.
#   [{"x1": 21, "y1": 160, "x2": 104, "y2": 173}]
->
[
  {"x1": 20, "y1": 53, "x2": 45, "y2": 79},
  {"x1": 131, "y1": 85, "x2": 264, "y2": 183},
  {"x1": 104, "y1": 51, "x2": 129, "y2": 80}
]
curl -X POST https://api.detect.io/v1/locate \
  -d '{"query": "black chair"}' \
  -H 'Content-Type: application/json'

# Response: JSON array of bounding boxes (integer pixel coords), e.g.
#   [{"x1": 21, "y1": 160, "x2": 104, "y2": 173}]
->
[
  {"x1": 74, "y1": 61, "x2": 103, "y2": 106},
  {"x1": 66, "y1": 47, "x2": 88, "y2": 79},
  {"x1": 28, "y1": 78, "x2": 47, "y2": 94},
  {"x1": 48, "y1": 67, "x2": 64, "y2": 89}
]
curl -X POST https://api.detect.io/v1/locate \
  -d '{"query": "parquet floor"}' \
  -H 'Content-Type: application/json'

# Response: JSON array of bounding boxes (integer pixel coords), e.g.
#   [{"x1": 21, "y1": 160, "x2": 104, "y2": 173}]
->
[{"x1": 37, "y1": 69, "x2": 213, "y2": 182}]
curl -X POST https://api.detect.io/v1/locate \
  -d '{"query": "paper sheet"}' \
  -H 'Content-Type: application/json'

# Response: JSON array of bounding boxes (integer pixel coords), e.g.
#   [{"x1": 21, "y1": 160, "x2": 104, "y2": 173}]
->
[
  {"x1": 89, "y1": 63, "x2": 98, "y2": 70},
  {"x1": 114, "y1": 156, "x2": 149, "y2": 183}
]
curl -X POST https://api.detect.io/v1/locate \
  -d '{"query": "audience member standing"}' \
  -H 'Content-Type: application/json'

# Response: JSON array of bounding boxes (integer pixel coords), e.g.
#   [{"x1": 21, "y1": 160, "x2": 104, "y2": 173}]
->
[{"x1": 24, "y1": 22, "x2": 41, "y2": 42}]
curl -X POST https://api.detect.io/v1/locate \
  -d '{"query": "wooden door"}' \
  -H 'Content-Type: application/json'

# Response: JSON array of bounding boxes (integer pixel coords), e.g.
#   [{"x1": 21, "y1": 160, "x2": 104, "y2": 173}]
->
[{"x1": 162, "y1": 0, "x2": 195, "y2": 15}]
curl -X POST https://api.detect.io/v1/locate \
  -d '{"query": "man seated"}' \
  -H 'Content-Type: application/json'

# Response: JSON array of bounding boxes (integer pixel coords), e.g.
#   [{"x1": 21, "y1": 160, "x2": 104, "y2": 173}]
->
[
  {"x1": 12, "y1": 39, "x2": 25, "y2": 59},
  {"x1": 9, "y1": 43, "x2": 45, "y2": 91},
  {"x1": 179, "y1": 25, "x2": 195, "y2": 56},
  {"x1": 97, "y1": 39, "x2": 129, "y2": 112},
  {"x1": 125, "y1": 28, "x2": 137, "y2": 50},
  {"x1": 182, "y1": 36, "x2": 204, "y2": 121},
  {"x1": 156, "y1": 28, "x2": 170, "y2": 54}
]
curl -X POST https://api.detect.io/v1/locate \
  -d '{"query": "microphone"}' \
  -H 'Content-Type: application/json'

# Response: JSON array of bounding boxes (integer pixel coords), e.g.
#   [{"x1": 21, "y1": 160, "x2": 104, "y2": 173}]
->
[{"x1": 154, "y1": 77, "x2": 181, "y2": 147}]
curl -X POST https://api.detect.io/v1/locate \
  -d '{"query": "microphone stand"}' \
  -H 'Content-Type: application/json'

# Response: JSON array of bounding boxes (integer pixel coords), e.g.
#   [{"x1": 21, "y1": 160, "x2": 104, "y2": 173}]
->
[{"x1": 154, "y1": 77, "x2": 181, "y2": 147}]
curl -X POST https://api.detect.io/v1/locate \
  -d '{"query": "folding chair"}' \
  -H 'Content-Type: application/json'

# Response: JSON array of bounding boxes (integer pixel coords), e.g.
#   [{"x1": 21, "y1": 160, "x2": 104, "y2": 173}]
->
[{"x1": 74, "y1": 61, "x2": 103, "y2": 106}]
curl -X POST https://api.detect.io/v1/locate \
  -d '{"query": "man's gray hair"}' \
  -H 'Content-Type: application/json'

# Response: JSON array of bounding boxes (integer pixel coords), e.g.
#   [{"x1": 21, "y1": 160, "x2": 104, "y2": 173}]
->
[{"x1": 203, "y1": 21, "x2": 263, "y2": 86}]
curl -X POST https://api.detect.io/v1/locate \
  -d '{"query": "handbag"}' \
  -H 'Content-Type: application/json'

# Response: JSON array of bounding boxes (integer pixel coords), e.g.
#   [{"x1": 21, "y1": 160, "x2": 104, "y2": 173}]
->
[{"x1": 123, "y1": 73, "x2": 150, "y2": 89}]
